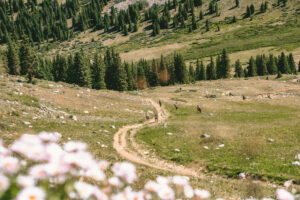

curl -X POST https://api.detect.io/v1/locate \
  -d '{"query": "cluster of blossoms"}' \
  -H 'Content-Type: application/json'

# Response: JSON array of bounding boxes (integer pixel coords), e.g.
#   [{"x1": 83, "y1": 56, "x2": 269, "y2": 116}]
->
[{"x1": 0, "y1": 132, "x2": 297, "y2": 200}]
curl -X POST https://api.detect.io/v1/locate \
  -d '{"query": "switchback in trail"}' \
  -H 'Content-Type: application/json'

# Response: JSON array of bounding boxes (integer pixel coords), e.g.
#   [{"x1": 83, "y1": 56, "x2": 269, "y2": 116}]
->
[{"x1": 113, "y1": 99, "x2": 203, "y2": 177}]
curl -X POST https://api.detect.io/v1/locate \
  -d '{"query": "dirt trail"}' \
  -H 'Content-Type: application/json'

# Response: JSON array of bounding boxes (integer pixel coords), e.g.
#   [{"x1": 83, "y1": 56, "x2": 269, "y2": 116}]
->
[{"x1": 113, "y1": 99, "x2": 203, "y2": 177}]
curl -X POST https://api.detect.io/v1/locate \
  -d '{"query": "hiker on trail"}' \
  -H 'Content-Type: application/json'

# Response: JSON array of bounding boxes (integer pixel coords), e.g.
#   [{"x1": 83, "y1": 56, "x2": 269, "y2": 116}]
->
[
  {"x1": 242, "y1": 95, "x2": 246, "y2": 100},
  {"x1": 155, "y1": 114, "x2": 158, "y2": 122},
  {"x1": 197, "y1": 105, "x2": 202, "y2": 113},
  {"x1": 174, "y1": 102, "x2": 178, "y2": 110},
  {"x1": 159, "y1": 100, "x2": 162, "y2": 107},
  {"x1": 146, "y1": 112, "x2": 150, "y2": 120}
]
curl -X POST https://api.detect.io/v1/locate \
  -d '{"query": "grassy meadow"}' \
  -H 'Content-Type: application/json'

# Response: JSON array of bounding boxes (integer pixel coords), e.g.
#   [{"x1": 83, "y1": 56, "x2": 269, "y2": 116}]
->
[{"x1": 136, "y1": 75, "x2": 300, "y2": 184}]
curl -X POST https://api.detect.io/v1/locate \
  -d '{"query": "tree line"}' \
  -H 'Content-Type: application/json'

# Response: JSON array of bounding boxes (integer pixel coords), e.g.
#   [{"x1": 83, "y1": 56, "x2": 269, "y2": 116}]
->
[{"x1": 6, "y1": 38, "x2": 299, "y2": 90}]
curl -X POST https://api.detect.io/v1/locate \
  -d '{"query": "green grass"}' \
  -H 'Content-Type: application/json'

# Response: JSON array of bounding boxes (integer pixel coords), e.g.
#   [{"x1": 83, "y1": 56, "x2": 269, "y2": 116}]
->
[{"x1": 136, "y1": 101, "x2": 300, "y2": 183}]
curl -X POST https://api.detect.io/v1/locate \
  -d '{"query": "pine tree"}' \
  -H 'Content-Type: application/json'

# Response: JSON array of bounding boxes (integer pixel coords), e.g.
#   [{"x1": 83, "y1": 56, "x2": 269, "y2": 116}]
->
[
  {"x1": 199, "y1": 10, "x2": 204, "y2": 20},
  {"x1": 220, "y1": 48, "x2": 230, "y2": 78},
  {"x1": 247, "y1": 56, "x2": 256, "y2": 77},
  {"x1": 250, "y1": 4, "x2": 255, "y2": 15},
  {"x1": 207, "y1": 56, "x2": 216, "y2": 80},
  {"x1": 199, "y1": 60, "x2": 206, "y2": 80},
  {"x1": 288, "y1": 53, "x2": 297, "y2": 74},
  {"x1": 7, "y1": 40, "x2": 20, "y2": 75},
  {"x1": 278, "y1": 52, "x2": 290, "y2": 74},
  {"x1": 149, "y1": 59, "x2": 159, "y2": 86},
  {"x1": 19, "y1": 35, "x2": 34, "y2": 76},
  {"x1": 189, "y1": 64, "x2": 195, "y2": 83},
  {"x1": 195, "y1": 59, "x2": 201, "y2": 80},
  {"x1": 232, "y1": 16, "x2": 236, "y2": 23},
  {"x1": 91, "y1": 52, "x2": 106, "y2": 89},
  {"x1": 205, "y1": 19, "x2": 209, "y2": 31},
  {"x1": 261, "y1": 55, "x2": 268, "y2": 76},
  {"x1": 192, "y1": 13, "x2": 197, "y2": 30},
  {"x1": 234, "y1": 59, "x2": 244, "y2": 77},
  {"x1": 174, "y1": 53, "x2": 188, "y2": 83},
  {"x1": 114, "y1": 53, "x2": 128, "y2": 91},
  {"x1": 235, "y1": 0, "x2": 239, "y2": 8},
  {"x1": 73, "y1": 49, "x2": 91, "y2": 87},
  {"x1": 267, "y1": 54, "x2": 277, "y2": 75},
  {"x1": 298, "y1": 60, "x2": 300, "y2": 72}
]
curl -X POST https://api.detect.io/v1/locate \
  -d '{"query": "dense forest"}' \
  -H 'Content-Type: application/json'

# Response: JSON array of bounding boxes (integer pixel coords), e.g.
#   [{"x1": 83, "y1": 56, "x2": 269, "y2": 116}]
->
[
  {"x1": 5, "y1": 36, "x2": 300, "y2": 91},
  {"x1": 0, "y1": 0, "x2": 291, "y2": 44}
]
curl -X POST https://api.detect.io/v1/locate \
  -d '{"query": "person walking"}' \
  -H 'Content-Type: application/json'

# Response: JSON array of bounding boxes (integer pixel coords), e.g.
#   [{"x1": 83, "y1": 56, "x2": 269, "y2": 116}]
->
[
  {"x1": 159, "y1": 100, "x2": 162, "y2": 107},
  {"x1": 155, "y1": 114, "x2": 158, "y2": 122},
  {"x1": 174, "y1": 102, "x2": 178, "y2": 110},
  {"x1": 146, "y1": 112, "x2": 150, "y2": 120},
  {"x1": 197, "y1": 105, "x2": 202, "y2": 113}
]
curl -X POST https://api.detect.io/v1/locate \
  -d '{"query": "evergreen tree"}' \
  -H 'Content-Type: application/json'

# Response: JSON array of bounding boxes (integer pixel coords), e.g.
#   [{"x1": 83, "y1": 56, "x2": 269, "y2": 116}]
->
[
  {"x1": 288, "y1": 53, "x2": 297, "y2": 74},
  {"x1": 206, "y1": 56, "x2": 216, "y2": 80},
  {"x1": 234, "y1": 59, "x2": 244, "y2": 77},
  {"x1": 220, "y1": 48, "x2": 230, "y2": 78},
  {"x1": 174, "y1": 53, "x2": 188, "y2": 83},
  {"x1": 73, "y1": 49, "x2": 91, "y2": 87},
  {"x1": 260, "y1": 55, "x2": 268, "y2": 76},
  {"x1": 191, "y1": 13, "x2": 197, "y2": 30},
  {"x1": 235, "y1": 0, "x2": 239, "y2": 8},
  {"x1": 199, "y1": 10, "x2": 204, "y2": 20},
  {"x1": 114, "y1": 53, "x2": 128, "y2": 91},
  {"x1": 7, "y1": 40, "x2": 20, "y2": 75},
  {"x1": 189, "y1": 64, "x2": 195, "y2": 83},
  {"x1": 298, "y1": 60, "x2": 300, "y2": 72},
  {"x1": 267, "y1": 54, "x2": 277, "y2": 75},
  {"x1": 199, "y1": 60, "x2": 206, "y2": 80},
  {"x1": 205, "y1": 19, "x2": 209, "y2": 31},
  {"x1": 250, "y1": 4, "x2": 255, "y2": 15},
  {"x1": 232, "y1": 16, "x2": 236, "y2": 23},
  {"x1": 91, "y1": 52, "x2": 106, "y2": 89},
  {"x1": 195, "y1": 59, "x2": 201, "y2": 80},
  {"x1": 278, "y1": 52, "x2": 290, "y2": 74},
  {"x1": 159, "y1": 55, "x2": 169, "y2": 86},
  {"x1": 247, "y1": 56, "x2": 256, "y2": 77},
  {"x1": 19, "y1": 36, "x2": 34, "y2": 76}
]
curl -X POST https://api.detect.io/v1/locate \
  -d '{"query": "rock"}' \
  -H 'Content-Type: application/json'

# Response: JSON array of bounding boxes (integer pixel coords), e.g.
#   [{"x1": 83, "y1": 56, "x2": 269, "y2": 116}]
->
[
  {"x1": 201, "y1": 134, "x2": 210, "y2": 138},
  {"x1": 167, "y1": 132, "x2": 173, "y2": 136},
  {"x1": 92, "y1": 131, "x2": 97, "y2": 134},
  {"x1": 218, "y1": 144, "x2": 225, "y2": 148},
  {"x1": 292, "y1": 161, "x2": 300, "y2": 166},
  {"x1": 144, "y1": 151, "x2": 149, "y2": 155},
  {"x1": 28, "y1": 125, "x2": 33, "y2": 128},
  {"x1": 164, "y1": 123, "x2": 167, "y2": 128},
  {"x1": 174, "y1": 149, "x2": 180, "y2": 152},
  {"x1": 203, "y1": 146, "x2": 209, "y2": 150},
  {"x1": 59, "y1": 116, "x2": 64, "y2": 119},
  {"x1": 24, "y1": 121, "x2": 31, "y2": 125},
  {"x1": 96, "y1": 141, "x2": 101, "y2": 144},
  {"x1": 83, "y1": 110, "x2": 89, "y2": 114},
  {"x1": 61, "y1": 121, "x2": 66, "y2": 124},
  {"x1": 101, "y1": 144, "x2": 107, "y2": 148},
  {"x1": 67, "y1": 137, "x2": 71, "y2": 141},
  {"x1": 239, "y1": 172, "x2": 246, "y2": 179},
  {"x1": 148, "y1": 110, "x2": 154, "y2": 114},
  {"x1": 110, "y1": 125, "x2": 116, "y2": 129},
  {"x1": 268, "y1": 138, "x2": 274, "y2": 142},
  {"x1": 295, "y1": 154, "x2": 300, "y2": 160},
  {"x1": 103, "y1": 130, "x2": 109, "y2": 133},
  {"x1": 48, "y1": 84, "x2": 54, "y2": 87}
]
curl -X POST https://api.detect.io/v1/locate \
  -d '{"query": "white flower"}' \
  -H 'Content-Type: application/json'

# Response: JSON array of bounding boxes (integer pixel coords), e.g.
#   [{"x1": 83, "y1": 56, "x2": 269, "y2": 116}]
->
[
  {"x1": 109, "y1": 177, "x2": 123, "y2": 187},
  {"x1": 29, "y1": 165, "x2": 48, "y2": 180},
  {"x1": 144, "y1": 181, "x2": 159, "y2": 192},
  {"x1": 184, "y1": 185, "x2": 194, "y2": 198},
  {"x1": 64, "y1": 141, "x2": 87, "y2": 152},
  {"x1": 17, "y1": 175, "x2": 36, "y2": 188},
  {"x1": 0, "y1": 156, "x2": 19, "y2": 174},
  {"x1": 16, "y1": 186, "x2": 46, "y2": 200},
  {"x1": 157, "y1": 184, "x2": 175, "y2": 200},
  {"x1": 0, "y1": 174, "x2": 9, "y2": 191},
  {"x1": 0, "y1": 144, "x2": 10, "y2": 157},
  {"x1": 112, "y1": 162, "x2": 137, "y2": 184},
  {"x1": 39, "y1": 132, "x2": 61, "y2": 143},
  {"x1": 98, "y1": 160, "x2": 109, "y2": 171},
  {"x1": 156, "y1": 176, "x2": 171, "y2": 185},
  {"x1": 172, "y1": 176, "x2": 189, "y2": 185},
  {"x1": 276, "y1": 189, "x2": 294, "y2": 200},
  {"x1": 85, "y1": 167, "x2": 106, "y2": 181},
  {"x1": 74, "y1": 181, "x2": 97, "y2": 199},
  {"x1": 194, "y1": 189, "x2": 211, "y2": 199}
]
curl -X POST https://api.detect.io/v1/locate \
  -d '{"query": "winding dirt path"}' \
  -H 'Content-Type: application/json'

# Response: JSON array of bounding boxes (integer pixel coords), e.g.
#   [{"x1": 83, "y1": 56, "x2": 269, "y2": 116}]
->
[{"x1": 113, "y1": 99, "x2": 203, "y2": 177}]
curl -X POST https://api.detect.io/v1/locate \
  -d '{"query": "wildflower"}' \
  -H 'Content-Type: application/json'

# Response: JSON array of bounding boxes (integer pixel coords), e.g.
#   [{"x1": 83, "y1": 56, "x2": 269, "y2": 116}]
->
[
  {"x1": 144, "y1": 181, "x2": 159, "y2": 192},
  {"x1": 16, "y1": 186, "x2": 46, "y2": 200},
  {"x1": 39, "y1": 132, "x2": 61, "y2": 143},
  {"x1": 112, "y1": 162, "x2": 137, "y2": 184},
  {"x1": 194, "y1": 189, "x2": 211, "y2": 199},
  {"x1": 108, "y1": 177, "x2": 123, "y2": 187},
  {"x1": 172, "y1": 176, "x2": 189, "y2": 186},
  {"x1": 276, "y1": 189, "x2": 295, "y2": 200},
  {"x1": 156, "y1": 176, "x2": 171, "y2": 185},
  {"x1": 29, "y1": 165, "x2": 48, "y2": 180},
  {"x1": 74, "y1": 181, "x2": 97, "y2": 199},
  {"x1": 0, "y1": 156, "x2": 19, "y2": 174},
  {"x1": 0, "y1": 174, "x2": 9, "y2": 191},
  {"x1": 98, "y1": 160, "x2": 109, "y2": 171},
  {"x1": 157, "y1": 184, "x2": 175, "y2": 200},
  {"x1": 184, "y1": 185, "x2": 194, "y2": 198},
  {"x1": 64, "y1": 141, "x2": 87, "y2": 153},
  {"x1": 17, "y1": 175, "x2": 36, "y2": 188},
  {"x1": 85, "y1": 167, "x2": 106, "y2": 181}
]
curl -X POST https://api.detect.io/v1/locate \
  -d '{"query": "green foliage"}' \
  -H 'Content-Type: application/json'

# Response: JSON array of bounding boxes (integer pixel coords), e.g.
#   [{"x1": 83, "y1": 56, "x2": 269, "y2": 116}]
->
[
  {"x1": 7, "y1": 40, "x2": 20, "y2": 75},
  {"x1": 91, "y1": 52, "x2": 106, "y2": 90},
  {"x1": 234, "y1": 59, "x2": 244, "y2": 78}
]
